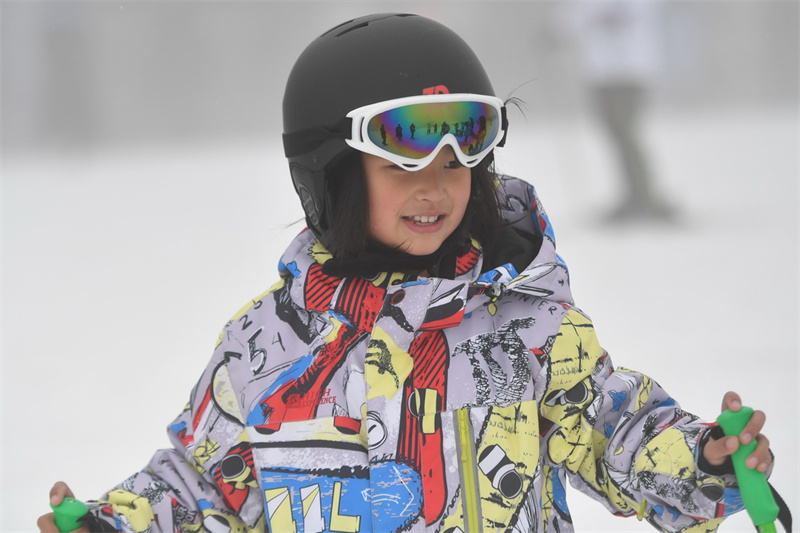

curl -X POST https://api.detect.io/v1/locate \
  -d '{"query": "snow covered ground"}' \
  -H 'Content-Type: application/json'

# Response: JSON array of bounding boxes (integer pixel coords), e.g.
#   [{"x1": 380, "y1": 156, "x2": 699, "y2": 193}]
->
[{"x1": 3, "y1": 106, "x2": 797, "y2": 532}]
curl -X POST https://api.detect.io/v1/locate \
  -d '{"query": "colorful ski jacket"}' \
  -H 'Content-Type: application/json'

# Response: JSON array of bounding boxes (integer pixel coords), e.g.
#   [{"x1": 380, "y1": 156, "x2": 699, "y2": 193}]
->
[{"x1": 85, "y1": 176, "x2": 743, "y2": 533}]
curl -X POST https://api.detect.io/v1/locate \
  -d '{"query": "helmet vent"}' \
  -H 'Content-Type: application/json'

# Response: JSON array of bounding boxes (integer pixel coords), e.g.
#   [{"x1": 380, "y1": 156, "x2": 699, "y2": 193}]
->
[
  {"x1": 332, "y1": 13, "x2": 417, "y2": 38},
  {"x1": 320, "y1": 19, "x2": 355, "y2": 38},
  {"x1": 334, "y1": 21, "x2": 370, "y2": 37}
]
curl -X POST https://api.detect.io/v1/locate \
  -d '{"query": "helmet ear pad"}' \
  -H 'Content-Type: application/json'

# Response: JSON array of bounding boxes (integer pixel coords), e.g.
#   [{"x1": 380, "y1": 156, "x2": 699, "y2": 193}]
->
[
  {"x1": 288, "y1": 140, "x2": 355, "y2": 239},
  {"x1": 289, "y1": 164, "x2": 326, "y2": 234}
]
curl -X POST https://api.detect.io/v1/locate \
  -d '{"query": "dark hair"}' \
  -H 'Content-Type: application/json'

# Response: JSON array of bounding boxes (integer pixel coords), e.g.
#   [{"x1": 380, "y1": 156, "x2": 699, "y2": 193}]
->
[{"x1": 323, "y1": 151, "x2": 502, "y2": 259}]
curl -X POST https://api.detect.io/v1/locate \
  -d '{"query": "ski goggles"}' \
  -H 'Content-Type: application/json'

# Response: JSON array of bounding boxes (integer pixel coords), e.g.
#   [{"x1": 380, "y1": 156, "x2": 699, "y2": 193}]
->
[{"x1": 345, "y1": 94, "x2": 507, "y2": 170}]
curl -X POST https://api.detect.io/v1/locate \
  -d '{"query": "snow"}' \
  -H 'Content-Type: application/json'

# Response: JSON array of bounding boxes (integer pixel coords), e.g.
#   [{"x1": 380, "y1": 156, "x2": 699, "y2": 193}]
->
[{"x1": 3, "y1": 107, "x2": 797, "y2": 532}]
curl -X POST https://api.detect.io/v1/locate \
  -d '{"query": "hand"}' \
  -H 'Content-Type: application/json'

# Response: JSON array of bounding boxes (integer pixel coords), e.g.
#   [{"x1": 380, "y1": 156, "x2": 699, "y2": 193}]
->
[
  {"x1": 703, "y1": 391, "x2": 772, "y2": 473},
  {"x1": 37, "y1": 482, "x2": 90, "y2": 533}
]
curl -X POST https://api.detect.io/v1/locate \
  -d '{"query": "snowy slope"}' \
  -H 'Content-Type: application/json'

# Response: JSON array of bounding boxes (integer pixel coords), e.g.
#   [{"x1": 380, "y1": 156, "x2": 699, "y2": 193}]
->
[{"x1": 3, "y1": 107, "x2": 797, "y2": 532}]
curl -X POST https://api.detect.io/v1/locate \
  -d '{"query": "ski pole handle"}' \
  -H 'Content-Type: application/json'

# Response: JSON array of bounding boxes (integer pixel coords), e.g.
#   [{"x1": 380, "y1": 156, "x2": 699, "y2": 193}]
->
[
  {"x1": 50, "y1": 497, "x2": 88, "y2": 533},
  {"x1": 716, "y1": 406, "x2": 779, "y2": 532}
]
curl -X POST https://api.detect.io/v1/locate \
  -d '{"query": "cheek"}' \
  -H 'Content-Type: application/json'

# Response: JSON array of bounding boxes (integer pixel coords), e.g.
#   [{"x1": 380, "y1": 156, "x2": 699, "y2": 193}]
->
[
  {"x1": 452, "y1": 174, "x2": 473, "y2": 218},
  {"x1": 366, "y1": 185, "x2": 399, "y2": 231}
]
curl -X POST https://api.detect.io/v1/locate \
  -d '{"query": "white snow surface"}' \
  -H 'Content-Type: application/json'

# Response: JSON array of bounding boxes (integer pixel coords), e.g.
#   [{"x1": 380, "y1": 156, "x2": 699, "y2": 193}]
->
[{"x1": 3, "y1": 108, "x2": 798, "y2": 532}]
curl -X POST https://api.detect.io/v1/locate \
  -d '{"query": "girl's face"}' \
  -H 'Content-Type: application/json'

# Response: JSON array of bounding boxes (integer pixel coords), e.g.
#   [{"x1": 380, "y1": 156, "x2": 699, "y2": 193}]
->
[{"x1": 363, "y1": 147, "x2": 471, "y2": 256}]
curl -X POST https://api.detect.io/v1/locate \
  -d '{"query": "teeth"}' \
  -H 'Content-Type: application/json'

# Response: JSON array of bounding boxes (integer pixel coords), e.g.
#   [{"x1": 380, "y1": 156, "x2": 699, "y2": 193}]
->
[{"x1": 412, "y1": 215, "x2": 439, "y2": 225}]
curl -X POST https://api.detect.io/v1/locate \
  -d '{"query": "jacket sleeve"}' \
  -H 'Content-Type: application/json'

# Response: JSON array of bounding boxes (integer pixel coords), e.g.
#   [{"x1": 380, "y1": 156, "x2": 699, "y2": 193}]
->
[
  {"x1": 83, "y1": 321, "x2": 265, "y2": 533},
  {"x1": 539, "y1": 306, "x2": 742, "y2": 533}
]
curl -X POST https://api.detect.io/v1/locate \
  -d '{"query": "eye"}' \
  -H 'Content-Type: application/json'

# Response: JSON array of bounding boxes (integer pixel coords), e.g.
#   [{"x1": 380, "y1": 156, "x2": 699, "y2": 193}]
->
[
  {"x1": 444, "y1": 159, "x2": 464, "y2": 169},
  {"x1": 383, "y1": 162, "x2": 407, "y2": 172}
]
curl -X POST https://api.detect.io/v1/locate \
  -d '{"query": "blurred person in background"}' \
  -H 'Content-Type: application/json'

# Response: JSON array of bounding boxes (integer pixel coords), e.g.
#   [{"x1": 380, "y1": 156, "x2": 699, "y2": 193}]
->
[{"x1": 556, "y1": 0, "x2": 676, "y2": 223}]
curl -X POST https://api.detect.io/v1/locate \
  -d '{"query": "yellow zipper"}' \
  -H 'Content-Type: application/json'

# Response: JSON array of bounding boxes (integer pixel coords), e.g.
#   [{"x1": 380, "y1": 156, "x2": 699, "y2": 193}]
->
[{"x1": 457, "y1": 409, "x2": 480, "y2": 531}]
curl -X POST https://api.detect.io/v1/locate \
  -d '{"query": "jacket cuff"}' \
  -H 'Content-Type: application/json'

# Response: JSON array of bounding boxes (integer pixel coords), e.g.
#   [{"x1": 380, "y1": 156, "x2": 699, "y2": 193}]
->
[
  {"x1": 696, "y1": 425, "x2": 736, "y2": 476},
  {"x1": 83, "y1": 503, "x2": 120, "y2": 533}
]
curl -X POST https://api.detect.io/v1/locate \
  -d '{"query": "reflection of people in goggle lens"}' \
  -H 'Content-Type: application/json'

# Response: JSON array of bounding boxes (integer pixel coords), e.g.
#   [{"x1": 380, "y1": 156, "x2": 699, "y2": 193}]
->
[{"x1": 384, "y1": 112, "x2": 488, "y2": 156}]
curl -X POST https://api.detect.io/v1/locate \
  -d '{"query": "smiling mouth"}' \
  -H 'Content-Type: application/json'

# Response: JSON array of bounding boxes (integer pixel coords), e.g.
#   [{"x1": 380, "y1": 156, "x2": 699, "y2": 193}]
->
[{"x1": 408, "y1": 215, "x2": 442, "y2": 225}]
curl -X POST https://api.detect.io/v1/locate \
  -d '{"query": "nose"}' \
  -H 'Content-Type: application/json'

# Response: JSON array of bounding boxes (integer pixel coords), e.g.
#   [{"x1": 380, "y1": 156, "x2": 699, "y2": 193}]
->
[
  {"x1": 413, "y1": 165, "x2": 447, "y2": 202},
  {"x1": 411, "y1": 147, "x2": 456, "y2": 202}
]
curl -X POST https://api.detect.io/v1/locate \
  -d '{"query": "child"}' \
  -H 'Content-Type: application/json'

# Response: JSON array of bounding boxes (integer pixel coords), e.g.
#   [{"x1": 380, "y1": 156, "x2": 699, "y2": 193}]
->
[{"x1": 39, "y1": 13, "x2": 776, "y2": 533}]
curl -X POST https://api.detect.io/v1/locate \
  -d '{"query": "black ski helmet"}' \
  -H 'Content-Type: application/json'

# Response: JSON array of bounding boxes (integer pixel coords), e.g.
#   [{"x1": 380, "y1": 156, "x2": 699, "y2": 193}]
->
[{"x1": 282, "y1": 13, "x2": 500, "y2": 238}]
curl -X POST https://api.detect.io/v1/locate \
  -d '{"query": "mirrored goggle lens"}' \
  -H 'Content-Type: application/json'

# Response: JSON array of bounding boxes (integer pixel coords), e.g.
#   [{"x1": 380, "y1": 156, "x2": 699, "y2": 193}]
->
[{"x1": 365, "y1": 101, "x2": 501, "y2": 161}]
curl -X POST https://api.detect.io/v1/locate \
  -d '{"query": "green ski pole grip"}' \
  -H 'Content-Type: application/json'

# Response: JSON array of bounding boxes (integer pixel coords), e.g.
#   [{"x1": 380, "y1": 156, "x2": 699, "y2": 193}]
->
[
  {"x1": 716, "y1": 407, "x2": 779, "y2": 530},
  {"x1": 50, "y1": 497, "x2": 88, "y2": 533}
]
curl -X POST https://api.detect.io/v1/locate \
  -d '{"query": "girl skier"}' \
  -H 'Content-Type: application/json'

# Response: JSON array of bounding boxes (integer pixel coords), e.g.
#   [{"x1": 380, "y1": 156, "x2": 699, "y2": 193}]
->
[{"x1": 40, "y1": 13, "x2": 774, "y2": 533}]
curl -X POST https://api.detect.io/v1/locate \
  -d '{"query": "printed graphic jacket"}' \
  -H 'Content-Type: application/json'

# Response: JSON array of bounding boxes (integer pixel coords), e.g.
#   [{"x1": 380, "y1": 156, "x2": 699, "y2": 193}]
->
[{"x1": 85, "y1": 176, "x2": 744, "y2": 533}]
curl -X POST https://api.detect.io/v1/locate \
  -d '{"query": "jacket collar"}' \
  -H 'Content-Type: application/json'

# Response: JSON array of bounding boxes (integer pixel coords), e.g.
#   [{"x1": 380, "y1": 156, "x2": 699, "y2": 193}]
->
[{"x1": 276, "y1": 176, "x2": 574, "y2": 315}]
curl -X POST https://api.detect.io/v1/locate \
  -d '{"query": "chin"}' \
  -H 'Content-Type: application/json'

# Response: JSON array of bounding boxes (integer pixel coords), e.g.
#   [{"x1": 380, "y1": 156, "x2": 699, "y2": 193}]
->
[{"x1": 404, "y1": 241, "x2": 445, "y2": 256}]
